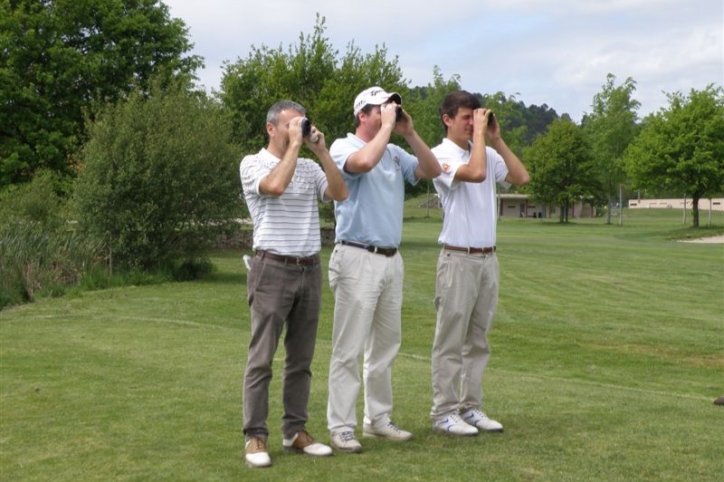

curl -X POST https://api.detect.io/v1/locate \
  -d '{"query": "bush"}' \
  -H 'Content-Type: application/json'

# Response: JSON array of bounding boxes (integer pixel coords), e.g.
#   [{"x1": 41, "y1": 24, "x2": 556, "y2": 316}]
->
[
  {"x1": 0, "y1": 172, "x2": 106, "y2": 309},
  {"x1": 73, "y1": 81, "x2": 243, "y2": 271},
  {"x1": 0, "y1": 170, "x2": 66, "y2": 231}
]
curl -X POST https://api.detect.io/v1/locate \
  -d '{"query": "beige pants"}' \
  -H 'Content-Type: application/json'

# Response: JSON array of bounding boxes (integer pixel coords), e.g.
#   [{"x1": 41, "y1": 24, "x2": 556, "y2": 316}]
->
[
  {"x1": 327, "y1": 243, "x2": 404, "y2": 432},
  {"x1": 430, "y1": 249, "x2": 499, "y2": 420}
]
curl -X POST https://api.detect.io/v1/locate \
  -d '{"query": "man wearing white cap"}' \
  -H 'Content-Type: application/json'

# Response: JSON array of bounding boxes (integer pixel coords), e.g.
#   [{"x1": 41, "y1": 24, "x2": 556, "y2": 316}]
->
[{"x1": 326, "y1": 86, "x2": 441, "y2": 453}]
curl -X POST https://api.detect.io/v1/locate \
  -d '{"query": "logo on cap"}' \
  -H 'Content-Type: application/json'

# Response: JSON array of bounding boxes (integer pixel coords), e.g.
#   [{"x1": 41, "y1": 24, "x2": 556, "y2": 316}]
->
[{"x1": 353, "y1": 86, "x2": 402, "y2": 116}]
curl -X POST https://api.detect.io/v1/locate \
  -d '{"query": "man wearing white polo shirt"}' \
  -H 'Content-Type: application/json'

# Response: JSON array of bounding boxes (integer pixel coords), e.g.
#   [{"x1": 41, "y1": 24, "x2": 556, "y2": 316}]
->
[
  {"x1": 240, "y1": 100, "x2": 348, "y2": 468},
  {"x1": 430, "y1": 90, "x2": 529, "y2": 436},
  {"x1": 326, "y1": 86, "x2": 441, "y2": 452}
]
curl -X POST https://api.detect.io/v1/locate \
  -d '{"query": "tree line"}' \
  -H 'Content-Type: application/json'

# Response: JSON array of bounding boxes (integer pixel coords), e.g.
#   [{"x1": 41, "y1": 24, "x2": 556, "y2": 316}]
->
[{"x1": 1, "y1": 3, "x2": 722, "y2": 307}]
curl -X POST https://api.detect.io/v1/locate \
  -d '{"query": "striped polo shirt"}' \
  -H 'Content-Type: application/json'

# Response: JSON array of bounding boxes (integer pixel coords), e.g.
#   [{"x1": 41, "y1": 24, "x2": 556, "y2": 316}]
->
[{"x1": 240, "y1": 148, "x2": 329, "y2": 257}]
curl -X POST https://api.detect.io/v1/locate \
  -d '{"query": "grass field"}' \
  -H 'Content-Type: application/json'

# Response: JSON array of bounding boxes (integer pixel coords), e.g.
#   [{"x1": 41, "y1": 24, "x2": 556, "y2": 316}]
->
[{"x1": 1, "y1": 206, "x2": 723, "y2": 481}]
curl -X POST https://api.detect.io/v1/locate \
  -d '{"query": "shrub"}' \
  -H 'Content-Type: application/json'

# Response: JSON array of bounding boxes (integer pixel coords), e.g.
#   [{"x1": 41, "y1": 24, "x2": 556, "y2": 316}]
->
[{"x1": 73, "y1": 82, "x2": 243, "y2": 271}]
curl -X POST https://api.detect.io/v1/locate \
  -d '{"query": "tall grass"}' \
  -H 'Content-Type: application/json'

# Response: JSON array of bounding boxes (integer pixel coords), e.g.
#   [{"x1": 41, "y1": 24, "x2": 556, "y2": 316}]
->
[
  {"x1": 0, "y1": 224, "x2": 106, "y2": 308},
  {"x1": 1, "y1": 207, "x2": 722, "y2": 481}
]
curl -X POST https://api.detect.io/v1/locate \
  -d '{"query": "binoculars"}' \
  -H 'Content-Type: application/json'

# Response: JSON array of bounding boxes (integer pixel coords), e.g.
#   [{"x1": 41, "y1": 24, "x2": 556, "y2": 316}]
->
[
  {"x1": 301, "y1": 118, "x2": 312, "y2": 137},
  {"x1": 301, "y1": 118, "x2": 319, "y2": 143}
]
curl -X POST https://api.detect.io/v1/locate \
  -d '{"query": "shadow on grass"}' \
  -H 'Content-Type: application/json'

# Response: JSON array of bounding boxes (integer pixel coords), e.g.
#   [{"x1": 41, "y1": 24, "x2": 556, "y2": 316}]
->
[{"x1": 202, "y1": 271, "x2": 246, "y2": 285}]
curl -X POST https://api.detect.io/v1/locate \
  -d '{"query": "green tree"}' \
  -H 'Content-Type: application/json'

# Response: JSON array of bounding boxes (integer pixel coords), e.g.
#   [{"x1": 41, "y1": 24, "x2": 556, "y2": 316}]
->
[
  {"x1": 0, "y1": 0, "x2": 201, "y2": 188},
  {"x1": 219, "y1": 14, "x2": 337, "y2": 154},
  {"x1": 402, "y1": 67, "x2": 461, "y2": 201},
  {"x1": 624, "y1": 85, "x2": 724, "y2": 227},
  {"x1": 401, "y1": 66, "x2": 460, "y2": 147},
  {"x1": 525, "y1": 119, "x2": 600, "y2": 222},
  {"x1": 0, "y1": 169, "x2": 65, "y2": 232},
  {"x1": 220, "y1": 14, "x2": 408, "y2": 155},
  {"x1": 481, "y1": 92, "x2": 530, "y2": 157},
  {"x1": 315, "y1": 40, "x2": 408, "y2": 145},
  {"x1": 583, "y1": 74, "x2": 640, "y2": 224},
  {"x1": 73, "y1": 81, "x2": 242, "y2": 272}
]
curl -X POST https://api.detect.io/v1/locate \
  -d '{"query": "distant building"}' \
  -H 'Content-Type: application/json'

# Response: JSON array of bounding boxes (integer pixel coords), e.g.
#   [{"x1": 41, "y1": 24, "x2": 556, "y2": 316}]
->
[
  {"x1": 628, "y1": 198, "x2": 724, "y2": 211},
  {"x1": 498, "y1": 193, "x2": 596, "y2": 219}
]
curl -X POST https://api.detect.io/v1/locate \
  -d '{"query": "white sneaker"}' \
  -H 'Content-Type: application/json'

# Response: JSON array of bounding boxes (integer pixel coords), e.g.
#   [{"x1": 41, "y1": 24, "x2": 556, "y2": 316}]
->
[
  {"x1": 362, "y1": 421, "x2": 413, "y2": 441},
  {"x1": 330, "y1": 430, "x2": 362, "y2": 453},
  {"x1": 283, "y1": 430, "x2": 333, "y2": 456},
  {"x1": 432, "y1": 413, "x2": 479, "y2": 436},
  {"x1": 245, "y1": 436, "x2": 271, "y2": 468},
  {"x1": 460, "y1": 408, "x2": 504, "y2": 432}
]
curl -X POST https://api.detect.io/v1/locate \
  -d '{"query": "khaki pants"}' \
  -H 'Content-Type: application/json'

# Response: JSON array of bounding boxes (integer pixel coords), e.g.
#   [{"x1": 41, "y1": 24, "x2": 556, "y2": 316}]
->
[
  {"x1": 430, "y1": 249, "x2": 499, "y2": 420},
  {"x1": 327, "y1": 243, "x2": 404, "y2": 432}
]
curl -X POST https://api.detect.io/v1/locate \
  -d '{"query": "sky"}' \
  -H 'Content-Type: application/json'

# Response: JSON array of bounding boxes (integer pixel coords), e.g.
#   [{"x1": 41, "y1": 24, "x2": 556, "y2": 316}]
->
[{"x1": 163, "y1": 0, "x2": 723, "y2": 123}]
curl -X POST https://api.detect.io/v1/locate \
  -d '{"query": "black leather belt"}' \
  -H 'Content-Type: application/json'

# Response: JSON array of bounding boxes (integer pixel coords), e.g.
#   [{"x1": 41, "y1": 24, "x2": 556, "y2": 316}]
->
[
  {"x1": 340, "y1": 240, "x2": 397, "y2": 257},
  {"x1": 255, "y1": 250, "x2": 319, "y2": 266},
  {"x1": 443, "y1": 245, "x2": 496, "y2": 254}
]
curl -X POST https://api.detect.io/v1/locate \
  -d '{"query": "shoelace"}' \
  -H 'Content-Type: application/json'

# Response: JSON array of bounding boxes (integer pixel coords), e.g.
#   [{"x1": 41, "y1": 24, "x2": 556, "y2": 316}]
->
[
  {"x1": 339, "y1": 431, "x2": 356, "y2": 442},
  {"x1": 249, "y1": 437, "x2": 266, "y2": 451},
  {"x1": 466, "y1": 409, "x2": 488, "y2": 420},
  {"x1": 441, "y1": 414, "x2": 464, "y2": 426},
  {"x1": 386, "y1": 422, "x2": 403, "y2": 433}
]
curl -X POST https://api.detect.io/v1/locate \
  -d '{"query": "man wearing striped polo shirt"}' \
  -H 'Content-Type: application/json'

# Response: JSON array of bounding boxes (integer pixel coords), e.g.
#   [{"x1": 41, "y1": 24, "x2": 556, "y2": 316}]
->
[
  {"x1": 239, "y1": 100, "x2": 348, "y2": 468},
  {"x1": 430, "y1": 90, "x2": 529, "y2": 437}
]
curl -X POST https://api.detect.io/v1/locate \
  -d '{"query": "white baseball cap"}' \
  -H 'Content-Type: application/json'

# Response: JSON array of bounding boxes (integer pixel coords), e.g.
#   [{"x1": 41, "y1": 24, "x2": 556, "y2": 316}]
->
[{"x1": 353, "y1": 86, "x2": 402, "y2": 116}]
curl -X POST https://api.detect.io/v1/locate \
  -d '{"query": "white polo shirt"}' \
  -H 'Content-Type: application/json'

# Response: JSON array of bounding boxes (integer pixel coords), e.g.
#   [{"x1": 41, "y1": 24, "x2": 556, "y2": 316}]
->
[{"x1": 431, "y1": 138, "x2": 509, "y2": 248}]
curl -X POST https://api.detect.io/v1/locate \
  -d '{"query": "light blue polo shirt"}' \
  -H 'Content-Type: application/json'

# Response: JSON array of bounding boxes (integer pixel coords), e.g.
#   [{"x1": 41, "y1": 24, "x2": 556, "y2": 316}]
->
[{"x1": 330, "y1": 133, "x2": 419, "y2": 248}]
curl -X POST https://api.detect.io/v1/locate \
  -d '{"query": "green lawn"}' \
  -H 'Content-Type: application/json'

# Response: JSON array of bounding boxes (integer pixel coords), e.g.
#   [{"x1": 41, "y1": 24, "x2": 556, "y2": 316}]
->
[{"x1": 1, "y1": 207, "x2": 723, "y2": 481}]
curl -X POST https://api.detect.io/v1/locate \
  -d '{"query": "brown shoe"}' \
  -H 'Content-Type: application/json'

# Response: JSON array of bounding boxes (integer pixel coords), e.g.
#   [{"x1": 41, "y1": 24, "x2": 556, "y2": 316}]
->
[
  {"x1": 245, "y1": 436, "x2": 271, "y2": 468},
  {"x1": 283, "y1": 430, "x2": 333, "y2": 456}
]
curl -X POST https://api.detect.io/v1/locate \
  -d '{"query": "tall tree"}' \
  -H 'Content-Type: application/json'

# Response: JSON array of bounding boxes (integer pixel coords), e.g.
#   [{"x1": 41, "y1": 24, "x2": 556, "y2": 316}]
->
[
  {"x1": 402, "y1": 67, "x2": 461, "y2": 201},
  {"x1": 220, "y1": 14, "x2": 408, "y2": 155},
  {"x1": 624, "y1": 85, "x2": 724, "y2": 227},
  {"x1": 583, "y1": 74, "x2": 640, "y2": 224},
  {"x1": 220, "y1": 14, "x2": 337, "y2": 153},
  {"x1": 480, "y1": 92, "x2": 529, "y2": 158},
  {"x1": 393, "y1": 66, "x2": 460, "y2": 148},
  {"x1": 73, "y1": 81, "x2": 241, "y2": 271},
  {"x1": 0, "y1": 0, "x2": 201, "y2": 188},
  {"x1": 524, "y1": 119, "x2": 600, "y2": 222}
]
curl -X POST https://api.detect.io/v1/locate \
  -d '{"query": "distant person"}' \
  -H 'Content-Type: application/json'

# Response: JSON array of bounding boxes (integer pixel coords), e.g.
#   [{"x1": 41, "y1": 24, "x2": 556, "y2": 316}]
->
[
  {"x1": 239, "y1": 100, "x2": 348, "y2": 468},
  {"x1": 430, "y1": 90, "x2": 530, "y2": 436},
  {"x1": 326, "y1": 86, "x2": 441, "y2": 452}
]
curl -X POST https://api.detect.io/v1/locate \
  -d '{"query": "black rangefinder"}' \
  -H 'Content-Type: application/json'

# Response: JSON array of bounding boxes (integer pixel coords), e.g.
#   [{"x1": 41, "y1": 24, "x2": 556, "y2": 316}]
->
[
  {"x1": 395, "y1": 106, "x2": 403, "y2": 122},
  {"x1": 487, "y1": 112, "x2": 496, "y2": 127},
  {"x1": 301, "y1": 118, "x2": 312, "y2": 137}
]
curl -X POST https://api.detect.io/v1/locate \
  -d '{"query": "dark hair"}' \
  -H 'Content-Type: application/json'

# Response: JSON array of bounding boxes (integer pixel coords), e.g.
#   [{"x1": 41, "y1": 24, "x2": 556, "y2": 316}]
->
[
  {"x1": 353, "y1": 104, "x2": 378, "y2": 128},
  {"x1": 439, "y1": 90, "x2": 481, "y2": 132},
  {"x1": 267, "y1": 100, "x2": 306, "y2": 126}
]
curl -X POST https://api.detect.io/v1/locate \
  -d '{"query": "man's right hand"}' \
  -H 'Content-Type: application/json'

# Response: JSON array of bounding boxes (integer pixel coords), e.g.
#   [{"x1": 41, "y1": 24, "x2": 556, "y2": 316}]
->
[
  {"x1": 473, "y1": 108, "x2": 490, "y2": 137},
  {"x1": 287, "y1": 117, "x2": 305, "y2": 148},
  {"x1": 381, "y1": 102, "x2": 399, "y2": 130}
]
